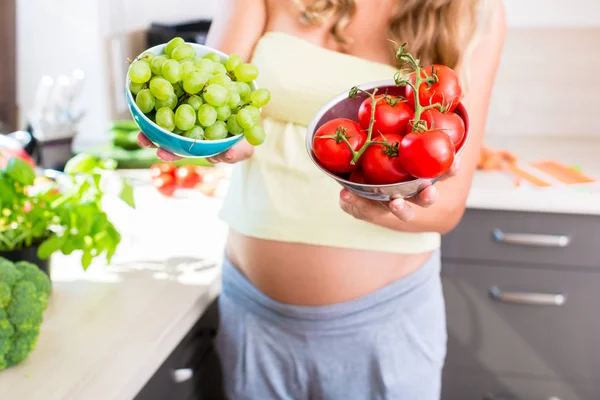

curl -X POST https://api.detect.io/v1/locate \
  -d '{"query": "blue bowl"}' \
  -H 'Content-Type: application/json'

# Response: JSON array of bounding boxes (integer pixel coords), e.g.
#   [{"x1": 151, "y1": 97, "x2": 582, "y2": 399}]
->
[{"x1": 126, "y1": 43, "x2": 258, "y2": 158}]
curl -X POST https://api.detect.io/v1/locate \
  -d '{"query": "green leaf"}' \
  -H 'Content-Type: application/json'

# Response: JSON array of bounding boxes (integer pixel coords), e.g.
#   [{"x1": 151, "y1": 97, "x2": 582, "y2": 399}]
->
[
  {"x1": 5, "y1": 157, "x2": 35, "y2": 186},
  {"x1": 37, "y1": 235, "x2": 66, "y2": 259},
  {"x1": 81, "y1": 251, "x2": 93, "y2": 270},
  {"x1": 64, "y1": 153, "x2": 101, "y2": 175},
  {"x1": 118, "y1": 179, "x2": 136, "y2": 209}
]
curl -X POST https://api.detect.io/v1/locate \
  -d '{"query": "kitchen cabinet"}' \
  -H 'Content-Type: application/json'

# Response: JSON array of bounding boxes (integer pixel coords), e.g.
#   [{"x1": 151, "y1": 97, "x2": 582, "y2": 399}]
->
[
  {"x1": 0, "y1": 0, "x2": 16, "y2": 131},
  {"x1": 440, "y1": 209, "x2": 600, "y2": 400},
  {"x1": 135, "y1": 298, "x2": 226, "y2": 400}
]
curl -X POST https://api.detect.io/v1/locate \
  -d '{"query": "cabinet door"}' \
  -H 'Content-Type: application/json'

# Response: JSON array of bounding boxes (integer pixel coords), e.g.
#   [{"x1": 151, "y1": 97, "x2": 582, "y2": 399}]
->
[
  {"x1": 0, "y1": 0, "x2": 16, "y2": 131},
  {"x1": 442, "y1": 369, "x2": 600, "y2": 400},
  {"x1": 441, "y1": 262, "x2": 600, "y2": 382}
]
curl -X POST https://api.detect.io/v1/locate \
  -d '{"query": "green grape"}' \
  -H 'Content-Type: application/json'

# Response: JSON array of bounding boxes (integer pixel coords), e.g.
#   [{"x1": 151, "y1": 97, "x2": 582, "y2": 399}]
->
[
  {"x1": 236, "y1": 108, "x2": 255, "y2": 129},
  {"x1": 129, "y1": 81, "x2": 144, "y2": 95},
  {"x1": 162, "y1": 60, "x2": 183, "y2": 83},
  {"x1": 186, "y1": 95, "x2": 203, "y2": 111},
  {"x1": 244, "y1": 125, "x2": 266, "y2": 146},
  {"x1": 173, "y1": 82, "x2": 184, "y2": 97},
  {"x1": 184, "y1": 125, "x2": 205, "y2": 140},
  {"x1": 182, "y1": 62, "x2": 197, "y2": 77},
  {"x1": 203, "y1": 53, "x2": 222, "y2": 63},
  {"x1": 225, "y1": 54, "x2": 243, "y2": 72},
  {"x1": 250, "y1": 88, "x2": 271, "y2": 107},
  {"x1": 227, "y1": 115, "x2": 245, "y2": 135},
  {"x1": 195, "y1": 58, "x2": 215, "y2": 73},
  {"x1": 173, "y1": 127, "x2": 185, "y2": 135},
  {"x1": 174, "y1": 104, "x2": 197, "y2": 131},
  {"x1": 149, "y1": 77, "x2": 175, "y2": 101},
  {"x1": 197, "y1": 104, "x2": 218, "y2": 127},
  {"x1": 165, "y1": 37, "x2": 185, "y2": 57},
  {"x1": 183, "y1": 71, "x2": 211, "y2": 94},
  {"x1": 212, "y1": 63, "x2": 227, "y2": 75},
  {"x1": 129, "y1": 61, "x2": 152, "y2": 83},
  {"x1": 208, "y1": 73, "x2": 232, "y2": 88},
  {"x1": 204, "y1": 121, "x2": 228, "y2": 140},
  {"x1": 150, "y1": 56, "x2": 168, "y2": 76},
  {"x1": 234, "y1": 63, "x2": 259, "y2": 83},
  {"x1": 203, "y1": 84, "x2": 229, "y2": 107},
  {"x1": 135, "y1": 89, "x2": 155, "y2": 114},
  {"x1": 227, "y1": 92, "x2": 241, "y2": 109},
  {"x1": 155, "y1": 93, "x2": 178, "y2": 110},
  {"x1": 156, "y1": 107, "x2": 176, "y2": 132},
  {"x1": 216, "y1": 105, "x2": 232, "y2": 121},
  {"x1": 232, "y1": 82, "x2": 252, "y2": 98},
  {"x1": 172, "y1": 44, "x2": 196, "y2": 61},
  {"x1": 245, "y1": 105, "x2": 260, "y2": 123}
]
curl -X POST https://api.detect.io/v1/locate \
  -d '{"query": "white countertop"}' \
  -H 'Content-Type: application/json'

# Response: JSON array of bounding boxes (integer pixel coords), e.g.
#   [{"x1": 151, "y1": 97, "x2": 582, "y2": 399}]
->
[
  {"x1": 466, "y1": 136, "x2": 600, "y2": 215},
  {"x1": 0, "y1": 185, "x2": 229, "y2": 400}
]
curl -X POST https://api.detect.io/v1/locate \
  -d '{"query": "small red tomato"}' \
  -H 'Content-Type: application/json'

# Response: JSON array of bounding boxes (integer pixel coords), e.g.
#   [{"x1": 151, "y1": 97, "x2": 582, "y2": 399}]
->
[
  {"x1": 399, "y1": 131, "x2": 455, "y2": 179},
  {"x1": 349, "y1": 169, "x2": 367, "y2": 184},
  {"x1": 153, "y1": 173, "x2": 177, "y2": 196},
  {"x1": 361, "y1": 134, "x2": 412, "y2": 185},
  {"x1": 175, "y1": 165, "x2": 201, "y2": 189},
  {"x1": 357, "y1": 94, "x2": 414, "y2": 136},
  {"x1": 421, "y1": 109, "x2": 465, "y2": 147},
  {"x1": 405, "y1": 65, "x2": 462, "y2": 112},
  {"x1": 312, "y1": 118, "x2": 366, "y2": 174},
  {"x1": 150, "y1": 163, "x2": 176, "y2": 179}
]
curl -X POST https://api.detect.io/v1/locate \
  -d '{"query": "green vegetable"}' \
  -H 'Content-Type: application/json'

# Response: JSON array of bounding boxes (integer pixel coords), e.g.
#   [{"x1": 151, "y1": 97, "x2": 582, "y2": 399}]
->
[
  {"x1": 0, "y1": 153, "x2": 135, "y2": 269},
  {"x1": 0, "y1": 257, "x2": 51, "y2": 370}
]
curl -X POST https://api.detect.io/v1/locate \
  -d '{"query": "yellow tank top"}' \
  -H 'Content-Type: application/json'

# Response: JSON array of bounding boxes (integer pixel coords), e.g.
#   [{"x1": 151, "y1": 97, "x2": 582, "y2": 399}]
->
[{"x1": 219, "y1": 31, "x2": 440, "y2": 254}]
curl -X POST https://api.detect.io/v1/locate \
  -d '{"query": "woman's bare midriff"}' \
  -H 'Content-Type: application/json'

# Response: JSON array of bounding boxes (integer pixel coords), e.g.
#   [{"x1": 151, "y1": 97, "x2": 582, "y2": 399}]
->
[{"x1": 225, "y1": 229, "x2": 433, "y2": 306}]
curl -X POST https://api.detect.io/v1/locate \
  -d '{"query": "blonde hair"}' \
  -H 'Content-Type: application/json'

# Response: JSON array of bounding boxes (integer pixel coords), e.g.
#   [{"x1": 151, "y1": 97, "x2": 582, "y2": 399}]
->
[{"x1": 292, "y1": 0, "x2": 482, "y2": 72}]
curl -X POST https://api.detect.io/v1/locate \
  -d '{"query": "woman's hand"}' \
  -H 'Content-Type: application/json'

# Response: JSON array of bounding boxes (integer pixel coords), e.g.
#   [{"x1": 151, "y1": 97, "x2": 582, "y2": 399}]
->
[
  {"x1": 339, "y1": 158, "x2": 460, "y2": 222},
  {"x1": 137, "y1": 132, "x2": 254, "y2": 164}
]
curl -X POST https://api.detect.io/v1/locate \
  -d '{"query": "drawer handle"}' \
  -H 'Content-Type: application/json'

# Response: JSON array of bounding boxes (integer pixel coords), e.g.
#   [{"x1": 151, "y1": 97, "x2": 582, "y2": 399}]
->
[
  {"x1": 172, "y1": 368, "x2": 194, "y2": 383},
  {"x1": 489, "y1": 286, "x2": 567, "y2": 306},
  {"x1": 492, "y1": 229, "x2": 571, "y2": 248}
]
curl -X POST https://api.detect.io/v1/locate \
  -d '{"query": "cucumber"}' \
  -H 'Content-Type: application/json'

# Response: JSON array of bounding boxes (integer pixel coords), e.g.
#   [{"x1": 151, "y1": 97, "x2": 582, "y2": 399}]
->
[
  {"x1": 111, "y1": 120, "x2": 140, "y2": 131},
  {"x1": 111, "y1": 129, "x2": 140, "y2": 151}
]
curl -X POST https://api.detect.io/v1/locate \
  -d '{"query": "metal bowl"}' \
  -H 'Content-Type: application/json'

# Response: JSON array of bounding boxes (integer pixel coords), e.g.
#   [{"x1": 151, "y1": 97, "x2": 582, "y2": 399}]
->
[{"x1": 305, "y1": 80, "x2": 470, "y2": 201}]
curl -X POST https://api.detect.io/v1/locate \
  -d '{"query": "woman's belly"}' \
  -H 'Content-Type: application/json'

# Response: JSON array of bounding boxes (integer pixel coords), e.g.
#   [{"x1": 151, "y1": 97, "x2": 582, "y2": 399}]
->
[{"x1": 225, "y1": 229, "x2": 434, "y2": 306}]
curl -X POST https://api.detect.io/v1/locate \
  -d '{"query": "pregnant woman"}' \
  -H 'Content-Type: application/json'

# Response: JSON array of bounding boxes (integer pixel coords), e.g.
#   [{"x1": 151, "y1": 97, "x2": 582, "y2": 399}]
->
[{"x1": 139, "y1": 0, "x2": 506, "y2": 398}]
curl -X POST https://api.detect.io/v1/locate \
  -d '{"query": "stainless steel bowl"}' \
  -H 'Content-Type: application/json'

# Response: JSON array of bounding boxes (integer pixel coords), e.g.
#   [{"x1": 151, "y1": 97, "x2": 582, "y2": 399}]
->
[{"x1": 305, "y1": 79, "x2": 470, "y2": 201}]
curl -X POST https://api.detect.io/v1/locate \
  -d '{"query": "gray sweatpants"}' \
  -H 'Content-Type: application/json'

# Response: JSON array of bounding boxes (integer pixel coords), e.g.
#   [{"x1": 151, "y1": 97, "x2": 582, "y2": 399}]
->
[{"x1": 215, "y1": 250, "x2": 447, "y2": 400}]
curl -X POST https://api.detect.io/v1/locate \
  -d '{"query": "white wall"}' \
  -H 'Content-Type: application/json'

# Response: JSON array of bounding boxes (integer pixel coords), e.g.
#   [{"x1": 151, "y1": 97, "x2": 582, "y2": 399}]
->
[{"x1": 17, "y1": 0, "x2": 218, "y2": 148}]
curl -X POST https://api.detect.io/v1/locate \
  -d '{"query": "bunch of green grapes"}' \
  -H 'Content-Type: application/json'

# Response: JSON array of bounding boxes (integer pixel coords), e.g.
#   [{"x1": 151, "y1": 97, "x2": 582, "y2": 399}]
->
[{"x1": 127, "y1": 37, "x2": 271, "y2": 146}]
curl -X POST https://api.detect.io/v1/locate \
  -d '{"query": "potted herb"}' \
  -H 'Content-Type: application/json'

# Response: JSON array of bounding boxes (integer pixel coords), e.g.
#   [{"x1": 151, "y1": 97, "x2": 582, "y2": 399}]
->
[{"x1": 0, "y1": 153, "x2": 135, "y2": 277}]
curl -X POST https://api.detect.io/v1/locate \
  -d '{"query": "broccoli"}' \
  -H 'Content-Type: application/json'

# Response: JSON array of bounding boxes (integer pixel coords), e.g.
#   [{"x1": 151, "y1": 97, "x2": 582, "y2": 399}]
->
[{"x1": 0, "y1": 257, "x2": 51, "y2": 370}]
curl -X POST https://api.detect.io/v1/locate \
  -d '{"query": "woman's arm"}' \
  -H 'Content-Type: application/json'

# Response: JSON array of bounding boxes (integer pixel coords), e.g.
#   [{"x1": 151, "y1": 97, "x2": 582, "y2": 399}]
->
[
  {"x1": 340, "y1": 0, "x2": 507, "y2": 234},
  {"x1": 205, "y1": 0, "x2": 266, "y2": 60}
]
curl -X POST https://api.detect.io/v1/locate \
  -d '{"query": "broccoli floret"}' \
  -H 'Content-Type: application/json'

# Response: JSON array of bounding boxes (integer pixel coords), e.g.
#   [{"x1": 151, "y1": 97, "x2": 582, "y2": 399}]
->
[{"x1": 0, "y1": 257, "x2": 51, "y2": 371}]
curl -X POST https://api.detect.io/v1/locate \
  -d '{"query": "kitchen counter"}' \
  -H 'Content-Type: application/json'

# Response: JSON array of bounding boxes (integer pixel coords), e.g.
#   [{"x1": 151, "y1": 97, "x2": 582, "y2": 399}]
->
[
  {"x1": 0, "y1": 184, "x2": 229, "y2": 400},
  {"x1": 466, "y1": 136, "x2": 600, "y2": 215}
]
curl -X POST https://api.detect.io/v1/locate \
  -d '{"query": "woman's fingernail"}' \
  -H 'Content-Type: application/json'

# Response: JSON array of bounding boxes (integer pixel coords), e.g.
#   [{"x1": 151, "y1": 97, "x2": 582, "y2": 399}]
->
[
  {"x1": 391, "y1": 200, "x2": 405, "y2": 212},
  {"x1": 426, "y1": 188, "x2": 438, "y2": 203},
  {"x1": 341, "y1": 190, "x2": 352, "y2": 201}
]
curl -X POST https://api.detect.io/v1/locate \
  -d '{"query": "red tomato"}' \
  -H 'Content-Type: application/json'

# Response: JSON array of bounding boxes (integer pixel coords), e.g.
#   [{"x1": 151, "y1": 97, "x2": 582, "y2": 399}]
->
[
  {"x1": 399, "y1": 131, "x2": 455, "y2": 179},
  {"x1": 175, "y1": 165, "x2": 201, "y2": 189},
  {"x1": 0, "y1": 149, "x2": 36, "y2": 169},
  {"x1": 153, "y1": 173, "x2": 177, "y2": 196},
  {"x1": 349, "y1": 169, "x2": 367, "y2": 184},
  {"x1": 361, "y1": 134, "x2": 412, "y2": 185},
  {"x1": 313, "y1": 118, "x2": 366, "y2": 174},
  {"x1": 405, "y1": 65, "x2": 462, "y2": 112},
  {"x1": 150, "y1": 163, "x2": 176, "y2": 179},
  {"x1": 357, "y1": 95, "x2": 414, "y2": 136},
  {"x1": 421, "y1": 109, "x2": 465, "y2": 147}
]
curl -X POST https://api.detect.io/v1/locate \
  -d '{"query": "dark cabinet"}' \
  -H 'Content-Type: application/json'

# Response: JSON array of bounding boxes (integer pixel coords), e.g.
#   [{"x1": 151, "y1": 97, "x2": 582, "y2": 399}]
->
[
  {"x1": 441, "y1": 209, "x2": 600, "y2": 399},
  {"x1": 135, "y1": 298, "x2": 226, "y2": 400}
]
